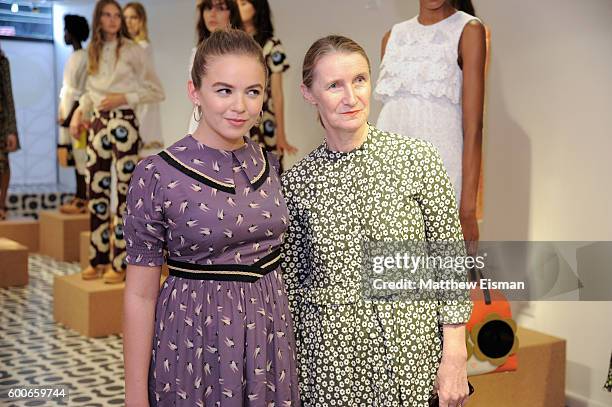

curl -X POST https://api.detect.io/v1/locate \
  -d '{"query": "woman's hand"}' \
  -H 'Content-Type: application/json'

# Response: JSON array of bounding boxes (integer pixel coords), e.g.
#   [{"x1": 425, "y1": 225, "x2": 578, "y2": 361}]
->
[
  {"x1": 276, "y1": 132, "x2": 298, "y2": 155},
  {"x1": 98, "y1": 93, "x2": 127, "y2": 111},
  {"x1": 460, "y1": 210, "x2": 479, "y2": 256},
  {"x1": 436, "y1": 352, "x2": 470, "y2": 407},
  {"x1": 5, "y1": 134, "x2": 18, "y2": 152},
  {"x1": 69, "y1": 108, "x2": 86, "y2": 138}
]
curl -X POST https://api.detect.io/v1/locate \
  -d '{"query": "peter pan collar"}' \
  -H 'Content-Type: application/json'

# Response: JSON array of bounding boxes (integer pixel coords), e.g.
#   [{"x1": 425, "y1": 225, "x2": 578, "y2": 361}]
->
[
  {"x1": 314, "y1": 123, "x2": 375, "y2": 161},
  {"x1": 158, "y1": 135, "x2": 269, "y2": 194}
]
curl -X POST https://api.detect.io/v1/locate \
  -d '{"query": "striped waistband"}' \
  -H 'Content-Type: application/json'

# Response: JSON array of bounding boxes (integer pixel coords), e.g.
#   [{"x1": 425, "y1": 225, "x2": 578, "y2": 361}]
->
[{"x1": 167, "y1": 249, "x2": 281, "y2": 282}]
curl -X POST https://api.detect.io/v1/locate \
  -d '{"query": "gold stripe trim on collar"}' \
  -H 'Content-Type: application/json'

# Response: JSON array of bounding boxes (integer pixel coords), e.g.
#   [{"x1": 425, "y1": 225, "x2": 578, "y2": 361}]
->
[
  {"x1": 250, "y1": 147, "x2": 267, "y2": 184},
  {"x1": 164, "y1": 149, "x2": 235, "y2": 189}
]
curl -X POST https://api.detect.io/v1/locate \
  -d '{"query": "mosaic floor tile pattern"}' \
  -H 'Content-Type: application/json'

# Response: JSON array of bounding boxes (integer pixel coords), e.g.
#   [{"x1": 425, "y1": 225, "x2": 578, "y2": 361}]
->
[{"x1": 0, "y1": 255, "x2": 125, "y2": 406}]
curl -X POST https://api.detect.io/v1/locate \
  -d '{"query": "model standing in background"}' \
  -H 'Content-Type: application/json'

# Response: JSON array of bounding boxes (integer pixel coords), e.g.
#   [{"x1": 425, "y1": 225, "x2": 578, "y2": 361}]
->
[
  {"x1": 187, "y1": 0, "x2": 244, "y2": 134},
  {"x1": 123, "y1": 29, "x2": 300, "y2": 406},
  {"x1": 237, "y1": 0, "x2": 297, "y2": 170},
  {"x1": 375, "y1": 0, "x2": 486, "y2": 251},
  {"x1": 70, "y1": 0, "x2": 164, "y2": 283},
  {"x1": 124, "y1": 2, "x2": 164, "y2": 156},
  {"x1": 58, "y1": 14, "x2": 90, "y2": 215},
  {"x1": 282, "y1": 35, "x2": 471, "y2": 406},
  {"x1": 0, "y1": 45, "x2": 19, "y2": 221}
]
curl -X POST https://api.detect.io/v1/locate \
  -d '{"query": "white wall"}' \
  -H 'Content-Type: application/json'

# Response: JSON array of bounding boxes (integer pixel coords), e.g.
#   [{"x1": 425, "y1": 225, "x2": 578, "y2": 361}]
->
[{"x1": 474, "y1": 1, "x2": 612, "y2": 405}]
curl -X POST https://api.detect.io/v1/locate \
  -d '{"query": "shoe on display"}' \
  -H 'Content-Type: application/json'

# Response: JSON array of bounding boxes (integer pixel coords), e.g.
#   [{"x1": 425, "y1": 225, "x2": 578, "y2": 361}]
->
[
  {"x1": 60, "y1": 198, "x2": 88, "y2": 215},
  {"x1": 81, "y1": 265, "x2": 104, "y2": 280},
  {"x1": 103, "y1": 268, "x2": 125, "y2": 284}
]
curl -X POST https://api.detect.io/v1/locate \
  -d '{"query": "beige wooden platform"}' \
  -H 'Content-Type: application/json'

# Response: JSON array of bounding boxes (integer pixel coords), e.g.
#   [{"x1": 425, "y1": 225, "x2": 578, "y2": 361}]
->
[
  {"x1": 0, "y1": 218, "x2": 39, "y2": 252},
  {"x1": 39, "y1": 211, "x2": 89, "y2": 262},
  {"x1": 53, "y1": 273, "x2": 124, "y2": 338},
  {"x1": 469, "y1": 326, "x2": 565, "y2": 407},
  {"x1": 0, "y1": 238, "x2": 29, "y2": 287}
]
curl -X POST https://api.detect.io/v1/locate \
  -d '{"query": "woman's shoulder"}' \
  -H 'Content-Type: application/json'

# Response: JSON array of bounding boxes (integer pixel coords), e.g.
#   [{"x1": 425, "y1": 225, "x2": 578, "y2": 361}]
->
[
  {"x1": 122, "y1": 38, "x2": 146, "y2": 55},
  {"x1": 137, "y1": 39, "x2": 150, "y2": 49},
  {"x1": 371, "y1": 126, "x2": 440, "y2": 162},
  {"x1": 68, "y1": 49, "x2": 88, "y2": 65},
  {"x1": 389, "y1": 16, "x2": 418, "y2": 35}
]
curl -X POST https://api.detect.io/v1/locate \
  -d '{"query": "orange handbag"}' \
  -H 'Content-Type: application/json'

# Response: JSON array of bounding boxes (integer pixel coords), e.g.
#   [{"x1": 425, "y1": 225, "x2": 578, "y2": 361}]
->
[{"x1": 466, "y1": 267, "x2": 519, "y2": 376}]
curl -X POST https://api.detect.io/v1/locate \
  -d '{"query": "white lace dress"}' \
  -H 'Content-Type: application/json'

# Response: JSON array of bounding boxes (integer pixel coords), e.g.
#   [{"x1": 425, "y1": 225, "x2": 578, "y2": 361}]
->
[{"x1": 375, "y1": 11, "x2": 480, "y2": 204}]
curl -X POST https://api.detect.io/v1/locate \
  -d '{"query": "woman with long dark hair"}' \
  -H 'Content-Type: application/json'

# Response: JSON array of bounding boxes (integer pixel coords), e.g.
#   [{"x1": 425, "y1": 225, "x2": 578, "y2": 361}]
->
[
  {"x1": 238, "y1": 0, "x2": 297, "y2": 170},
  {"x1": 187, "y1": 0, "x2": 243, "y2": 133},
  {"x1": 70, "y1": 0, "x2": 164, "y2": 284}
]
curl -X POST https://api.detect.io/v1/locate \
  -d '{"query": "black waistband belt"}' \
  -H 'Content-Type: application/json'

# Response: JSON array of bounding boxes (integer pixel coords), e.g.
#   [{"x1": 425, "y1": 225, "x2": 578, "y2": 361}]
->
[{"x1": 167, "y1": 249, "x2": 281, "y2": 282}]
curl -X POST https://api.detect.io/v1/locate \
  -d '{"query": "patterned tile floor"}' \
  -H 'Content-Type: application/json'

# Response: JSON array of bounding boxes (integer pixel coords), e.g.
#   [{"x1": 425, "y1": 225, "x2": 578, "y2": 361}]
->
[{"x1": 0, "y1": 255, "x2": 124, "y2": 406}]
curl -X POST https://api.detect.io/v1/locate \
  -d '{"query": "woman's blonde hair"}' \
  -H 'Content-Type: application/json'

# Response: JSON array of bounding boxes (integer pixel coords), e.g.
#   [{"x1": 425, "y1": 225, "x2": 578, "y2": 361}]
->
[
  {"x1": 88, "y1": 0, "x2": 131, "y2": 75},
  {"x1": 124, "y1": 2, "x2": 149, "y2": 43}
]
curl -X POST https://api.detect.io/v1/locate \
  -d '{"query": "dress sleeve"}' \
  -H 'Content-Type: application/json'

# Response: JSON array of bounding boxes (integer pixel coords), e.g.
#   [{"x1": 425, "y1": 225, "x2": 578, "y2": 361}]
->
[
  {"x1": 280, "y1": 172, "x2": 311, "y2": 315},
  {"x1": 413, "y1": 141, "x2": 472, "y2": 325},
  {"x1": 125, "y1": 44, "x2": 165, "y2": 107},
  {"x1": 265, "y1": 38, "x2": 290, "y2": 75},
  {"x1": 123, "y1": 155, "x2": 167, "y2": 266}
]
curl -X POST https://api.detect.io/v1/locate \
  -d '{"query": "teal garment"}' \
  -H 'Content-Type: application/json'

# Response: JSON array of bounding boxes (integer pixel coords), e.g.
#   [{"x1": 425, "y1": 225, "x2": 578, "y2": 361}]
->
[{"x1": 281, "y1": 125, "x2": 472, "y2": 406}]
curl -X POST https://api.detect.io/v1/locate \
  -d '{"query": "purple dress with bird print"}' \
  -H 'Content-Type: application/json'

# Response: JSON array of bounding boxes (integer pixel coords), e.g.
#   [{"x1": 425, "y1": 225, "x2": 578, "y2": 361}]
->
[{"x1": 123, "y1": 135, "x2": 301, "y2": 406}]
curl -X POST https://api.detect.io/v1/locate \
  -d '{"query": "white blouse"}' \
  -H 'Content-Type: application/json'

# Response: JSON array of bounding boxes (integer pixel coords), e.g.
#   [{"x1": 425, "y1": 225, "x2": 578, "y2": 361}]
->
[
  {"x1": 59, "y1": 48, "x2": 87, "y2": 116},
  {"x1": 135, "y1": 40, "x2": 163, "y2": 149},
  {"x1": 79, "y1": 38, "x2": 164, "y2": 114}
]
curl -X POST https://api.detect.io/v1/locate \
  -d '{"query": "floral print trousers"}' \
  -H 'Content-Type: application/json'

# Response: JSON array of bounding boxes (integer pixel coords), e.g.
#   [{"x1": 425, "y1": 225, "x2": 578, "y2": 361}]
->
[{"x1": 86, "y1": 109, "x2": 140, "y2": 271}]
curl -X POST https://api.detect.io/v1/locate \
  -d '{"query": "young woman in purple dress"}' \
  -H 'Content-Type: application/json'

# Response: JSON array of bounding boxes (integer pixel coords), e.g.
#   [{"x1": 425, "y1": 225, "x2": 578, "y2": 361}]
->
[{"x1": 123, "y1": 29, "x2": 300, "y2": 406}]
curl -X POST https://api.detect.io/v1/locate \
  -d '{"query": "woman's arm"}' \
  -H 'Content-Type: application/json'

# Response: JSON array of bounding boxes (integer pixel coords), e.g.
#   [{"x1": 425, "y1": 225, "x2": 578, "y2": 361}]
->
[
  {"x1": 415, "y1": 142, "x2": 472, "y2": 407},
  {"x1": 437, "y1": 324, "x2": 469, "y2": 407},
  {"x1": 123, "y1": 264, "x2": 161, "y2": 407},
  {"x1": 125, "y1": 45, "x2": 165, "y2": 108},
  {"x1": 270, "y1": 72, "x2": 297, "y2": 155},
  {"x1": 380, "y1": 29, "x2": 391, "y2": 60},
  {"x1": 459, "y1": 21, "x2": 486, "y2": 251}
]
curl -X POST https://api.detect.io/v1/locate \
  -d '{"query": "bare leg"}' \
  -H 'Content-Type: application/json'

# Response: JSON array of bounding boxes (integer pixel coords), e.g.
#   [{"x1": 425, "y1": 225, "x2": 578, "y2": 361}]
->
[{"x1": 0, "y1": 164, "x2": 10, "y2": 219}]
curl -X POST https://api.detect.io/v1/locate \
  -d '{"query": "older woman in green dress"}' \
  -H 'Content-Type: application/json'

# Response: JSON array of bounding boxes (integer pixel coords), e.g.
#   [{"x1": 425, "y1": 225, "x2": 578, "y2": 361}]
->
[{"x1": 281, "y1": 35, "x2": 472, "y2": 407}]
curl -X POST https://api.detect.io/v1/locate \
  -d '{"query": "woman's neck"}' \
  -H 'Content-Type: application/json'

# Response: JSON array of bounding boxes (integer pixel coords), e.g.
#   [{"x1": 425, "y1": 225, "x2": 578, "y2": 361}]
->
[
  {"x1": 72, "y1": 41, "x2": 82, "y2": 51},
  {"x1": 418, "y1": 2, "x2": 456, "y2": 25},
  {"x1": 244, "y1": 21, "x2": 256, "y2": 36},
  {"x1": 324, "y1": 122, "x2": 369, "y2": 153},
  {"x1": 103, "y1": 31, "x2": 118, "y2": 42}
]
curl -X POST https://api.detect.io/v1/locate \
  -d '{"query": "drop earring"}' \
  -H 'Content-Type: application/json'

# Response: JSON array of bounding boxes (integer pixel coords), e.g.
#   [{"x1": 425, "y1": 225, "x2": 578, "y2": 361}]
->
[{"x1": 193, "y1": 104, "x2": 202, "y2": 122}]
